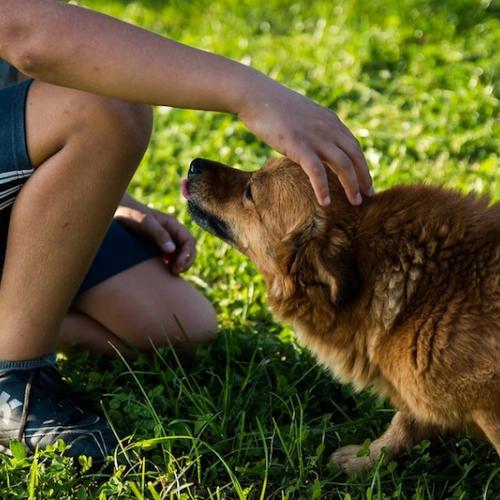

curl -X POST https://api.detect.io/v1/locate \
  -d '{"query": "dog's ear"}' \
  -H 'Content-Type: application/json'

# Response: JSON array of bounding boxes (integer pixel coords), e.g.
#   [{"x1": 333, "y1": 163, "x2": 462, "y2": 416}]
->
[{"x1": 275, "y1": 220, "x2": 360, "y2": 306}]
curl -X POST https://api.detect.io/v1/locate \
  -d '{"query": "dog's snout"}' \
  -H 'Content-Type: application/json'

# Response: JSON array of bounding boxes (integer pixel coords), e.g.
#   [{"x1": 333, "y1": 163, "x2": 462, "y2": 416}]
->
[{"x1": 189, "y1": 158, "x2": 209, "y2": 176}]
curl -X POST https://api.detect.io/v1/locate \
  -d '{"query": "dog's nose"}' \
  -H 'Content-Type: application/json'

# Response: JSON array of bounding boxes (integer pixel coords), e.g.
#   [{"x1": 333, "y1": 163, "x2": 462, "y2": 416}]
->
[{"x1": 189, "y1": 158, "x2": 208, "y2": 176}]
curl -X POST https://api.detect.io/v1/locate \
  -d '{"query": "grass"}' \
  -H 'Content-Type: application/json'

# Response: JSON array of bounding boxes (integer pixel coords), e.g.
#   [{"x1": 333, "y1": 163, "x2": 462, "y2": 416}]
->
[{"x1": 1, "y1": 0, "x2": 499, "y2": 498}]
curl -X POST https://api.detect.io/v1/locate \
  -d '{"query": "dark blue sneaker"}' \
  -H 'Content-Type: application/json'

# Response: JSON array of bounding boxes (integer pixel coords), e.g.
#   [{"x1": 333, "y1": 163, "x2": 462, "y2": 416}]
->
[{"x1": 0, "y1": 366, "x2": 116, "y2": 460}]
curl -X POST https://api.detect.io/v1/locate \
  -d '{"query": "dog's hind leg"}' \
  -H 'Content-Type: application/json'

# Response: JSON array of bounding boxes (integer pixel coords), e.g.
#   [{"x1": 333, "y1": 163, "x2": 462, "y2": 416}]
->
[
  {"x1": 330, "y1": 410, "x2": 442, "y2": 475},
  {"x1": 472, "y1": 410, "x2": 500, "y2": 455}
]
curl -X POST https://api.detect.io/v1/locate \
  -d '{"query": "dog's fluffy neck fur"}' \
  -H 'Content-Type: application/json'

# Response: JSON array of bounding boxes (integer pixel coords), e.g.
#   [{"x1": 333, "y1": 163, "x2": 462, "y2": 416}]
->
[
  {"x1": 265, "y1": 184, "x2": 499, "y2": 395},
  {"x1": 265, "y1": 194, "x2": 378, "y2": 391}
]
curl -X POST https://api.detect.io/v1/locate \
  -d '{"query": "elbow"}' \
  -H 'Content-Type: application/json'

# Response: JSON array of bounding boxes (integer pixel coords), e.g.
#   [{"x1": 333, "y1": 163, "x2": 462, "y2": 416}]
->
[
  {"x1": 5, "y1": 26, "x2": 49, "y2": 76},
  {"x1": 0, "y1": 15, "x2": 50, "y2": 77},
  {"x1": 10, "y1": 46, "x2": 46, "y2": 76}
]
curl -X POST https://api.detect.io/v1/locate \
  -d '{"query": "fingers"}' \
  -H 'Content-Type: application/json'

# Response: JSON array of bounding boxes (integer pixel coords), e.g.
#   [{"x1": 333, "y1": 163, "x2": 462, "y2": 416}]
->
[
  {"x1": 133, "y1": 212, "x2": 175, "y2": 254},
  {"x1": 294, "y1": 129, "x2": 373, "y2": 205},
  {"x1": 294, "y1": 147, "x2": 331, "y2": 206},
  {"x1": 153, "y1": 212, "x2": 196, "y2": 274},
  {"x1": 115, "y1": 206, "x2": 196, "y2": 274},
  {"x1": 291, "y1": 126, "x2": 372, "y2": 206},
  {"x1": 295, "y1": 144, "x2": 364, "y2": 206},
  {"x1": 316, "y1": 113, "x2": 372, "y2": 204},
  {"x1": 319, "y1": 144, "x2": 362, "y2": 206},
  {"x1": 337, "y1": 134, "x2": 374, "y2": 197}
]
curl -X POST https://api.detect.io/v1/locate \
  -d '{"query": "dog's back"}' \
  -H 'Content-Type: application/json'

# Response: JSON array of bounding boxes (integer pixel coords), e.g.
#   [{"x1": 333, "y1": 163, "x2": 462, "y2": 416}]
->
[{"x1": 355, "y1": 185, "x2": 500, "y2": 426}]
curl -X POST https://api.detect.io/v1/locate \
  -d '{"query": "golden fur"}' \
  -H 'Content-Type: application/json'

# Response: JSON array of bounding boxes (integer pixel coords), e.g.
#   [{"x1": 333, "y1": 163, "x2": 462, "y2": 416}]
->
[{"x1": 186, "y1": 156, "x2": 500, "y2": 473}]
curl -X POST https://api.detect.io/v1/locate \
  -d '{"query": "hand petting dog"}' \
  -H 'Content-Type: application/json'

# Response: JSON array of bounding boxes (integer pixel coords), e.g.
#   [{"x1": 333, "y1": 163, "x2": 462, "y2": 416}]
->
[{"x1": 236, "y1": 74, "x2": 373, "y2": 206}]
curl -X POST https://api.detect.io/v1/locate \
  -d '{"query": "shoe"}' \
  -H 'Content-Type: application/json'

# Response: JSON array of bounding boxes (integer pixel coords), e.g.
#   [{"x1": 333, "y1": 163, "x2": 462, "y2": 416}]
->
[{"x1": 0, "y1": 365, "x2": 117, "y2": 460}]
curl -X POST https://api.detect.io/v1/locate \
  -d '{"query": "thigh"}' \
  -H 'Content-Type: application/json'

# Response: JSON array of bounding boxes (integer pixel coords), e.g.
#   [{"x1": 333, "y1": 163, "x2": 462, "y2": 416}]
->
[{"x1": 73, "y1": 257, "x2": 218, "y2": 350}]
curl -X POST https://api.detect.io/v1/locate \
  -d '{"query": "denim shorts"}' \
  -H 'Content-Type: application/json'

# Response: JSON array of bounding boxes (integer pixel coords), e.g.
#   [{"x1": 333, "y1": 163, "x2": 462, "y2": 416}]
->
[{"x1": 0, "y1": 80, "x2": 160, "y2": 296}]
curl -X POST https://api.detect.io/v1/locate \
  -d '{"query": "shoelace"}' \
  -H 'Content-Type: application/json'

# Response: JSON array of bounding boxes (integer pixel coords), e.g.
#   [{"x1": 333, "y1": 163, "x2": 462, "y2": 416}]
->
[
  {"x1": 16, "y1": 368, "x2": 84, "y2": 443},
  {"x1": 17, "y1": 371, "x2": 36, "y2": 443}
]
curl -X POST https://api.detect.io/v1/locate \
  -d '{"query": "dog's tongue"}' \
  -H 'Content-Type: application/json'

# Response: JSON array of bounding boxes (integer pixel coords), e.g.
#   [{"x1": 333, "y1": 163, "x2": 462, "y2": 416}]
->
[{"x1": 181, "y1": 179, "x2": 191, "y2": 200}]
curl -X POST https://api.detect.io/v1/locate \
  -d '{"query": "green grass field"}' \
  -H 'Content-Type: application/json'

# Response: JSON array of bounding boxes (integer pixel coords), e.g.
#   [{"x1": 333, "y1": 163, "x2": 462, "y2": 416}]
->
[{"x1": 2, "y1": 0, "x2": 499, "y2": 498}]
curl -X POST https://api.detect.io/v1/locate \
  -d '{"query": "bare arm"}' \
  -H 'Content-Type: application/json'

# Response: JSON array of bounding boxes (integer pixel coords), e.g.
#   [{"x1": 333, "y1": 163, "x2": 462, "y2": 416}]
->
[
  {"x1": 0, "y1": 0, "x2": 248, "y2": 110},
  {"x1": 0, "y1": 0, "x2": 373, "y2": 205}
]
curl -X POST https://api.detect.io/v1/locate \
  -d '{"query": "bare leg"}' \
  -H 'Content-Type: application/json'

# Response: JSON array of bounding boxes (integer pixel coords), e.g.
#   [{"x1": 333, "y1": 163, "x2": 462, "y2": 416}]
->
[
  {"x1": 63, "y1": 258, "x2": 217, "y2": 353},
  {"x1": 330, "y1": 411, "x2": 442, "y2": 474},
  {"x1": 0, "y1": 81, "x2": 152, "y2": 360},
  {"x1": 58, "y1": 309, "x2": 136, "y2": 358}
]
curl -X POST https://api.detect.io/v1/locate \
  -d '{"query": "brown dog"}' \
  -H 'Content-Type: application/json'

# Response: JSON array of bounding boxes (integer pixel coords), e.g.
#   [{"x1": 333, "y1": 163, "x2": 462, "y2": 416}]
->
[{"x1": 183, "y1": 156, "x2": 500, "y2": 473}]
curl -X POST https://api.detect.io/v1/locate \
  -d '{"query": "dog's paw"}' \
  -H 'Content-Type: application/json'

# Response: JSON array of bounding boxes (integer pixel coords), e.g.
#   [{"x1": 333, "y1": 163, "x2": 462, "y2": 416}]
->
[{"x1": 329, "y1": 444, "x2": 375, "y2": 475}]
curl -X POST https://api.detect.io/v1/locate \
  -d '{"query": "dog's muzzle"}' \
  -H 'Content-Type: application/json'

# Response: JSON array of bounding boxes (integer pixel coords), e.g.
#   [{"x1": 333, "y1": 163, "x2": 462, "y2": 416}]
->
[{"x1": 185, "y1": 159, "x2": 235, "y2": 244}]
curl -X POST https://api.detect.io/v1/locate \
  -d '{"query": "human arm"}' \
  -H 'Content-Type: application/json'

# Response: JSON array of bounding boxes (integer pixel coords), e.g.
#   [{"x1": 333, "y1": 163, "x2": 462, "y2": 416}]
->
[
  {"x1": 114, "y1": 194, "x2": 195, "y2": 275},
  {"x1": 0, "y1": 0, "x2": 372, "y2": 205}
]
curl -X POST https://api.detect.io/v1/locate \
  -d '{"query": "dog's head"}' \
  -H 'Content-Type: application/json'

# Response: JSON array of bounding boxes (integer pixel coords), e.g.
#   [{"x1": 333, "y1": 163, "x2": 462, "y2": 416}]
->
[{"x1": 183, "y1": 157, "x2": 360, "y2": 308}]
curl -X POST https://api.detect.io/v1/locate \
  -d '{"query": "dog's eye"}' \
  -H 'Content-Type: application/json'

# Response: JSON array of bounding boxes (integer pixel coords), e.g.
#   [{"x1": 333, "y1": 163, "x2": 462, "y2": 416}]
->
[{"x1": 244, "y1": 183, "x2": 254, "y2": 202}]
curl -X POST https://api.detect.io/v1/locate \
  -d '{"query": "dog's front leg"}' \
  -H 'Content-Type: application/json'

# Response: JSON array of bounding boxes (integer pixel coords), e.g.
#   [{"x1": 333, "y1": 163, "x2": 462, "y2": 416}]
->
[
  {"x1": 330, "y1": 410, "x2": 441, "y2": 475},
  {"x1": 471, "y1": 409, "x2": 500, "y2": 456}
]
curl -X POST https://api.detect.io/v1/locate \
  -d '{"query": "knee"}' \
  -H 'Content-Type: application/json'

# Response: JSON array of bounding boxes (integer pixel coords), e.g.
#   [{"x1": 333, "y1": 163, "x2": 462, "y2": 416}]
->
[
  {"x1": 114, "y1": 102, "x2": 153, "y2": 161},
  {"x1": 144, "y1": 291, "x2": 218, "y2": 351},
  {"x1": 176, "y1": 298, "x2": 219, "y2": 346},
  {"x1": 26, "y1": 82, "x2": 153, "y2": 169},
  {"x1": 79, "y1": 95, "x2": 153, "y2": 162},
  {"x1": 77, "y1": 258, "x2": 219, "y2": 352},
  {"x1": 147, "y1": 299, "x2": 218, "y2": 351}
]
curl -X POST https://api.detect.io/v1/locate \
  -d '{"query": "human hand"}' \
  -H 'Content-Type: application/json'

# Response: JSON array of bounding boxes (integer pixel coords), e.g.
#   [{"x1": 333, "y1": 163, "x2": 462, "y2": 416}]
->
[
  {"x1": 114, "y1": 204, "x2": 196, "y2": 275},
  {"x1": 235, "y1": 74, "x2": 373, "y2": 206}
]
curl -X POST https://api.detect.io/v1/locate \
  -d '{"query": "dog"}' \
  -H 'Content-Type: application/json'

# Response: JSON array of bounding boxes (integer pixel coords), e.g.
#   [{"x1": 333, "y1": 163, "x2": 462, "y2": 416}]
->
[{"x1": 183, "y1": 156, "x2": 500, "y2": 474}]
